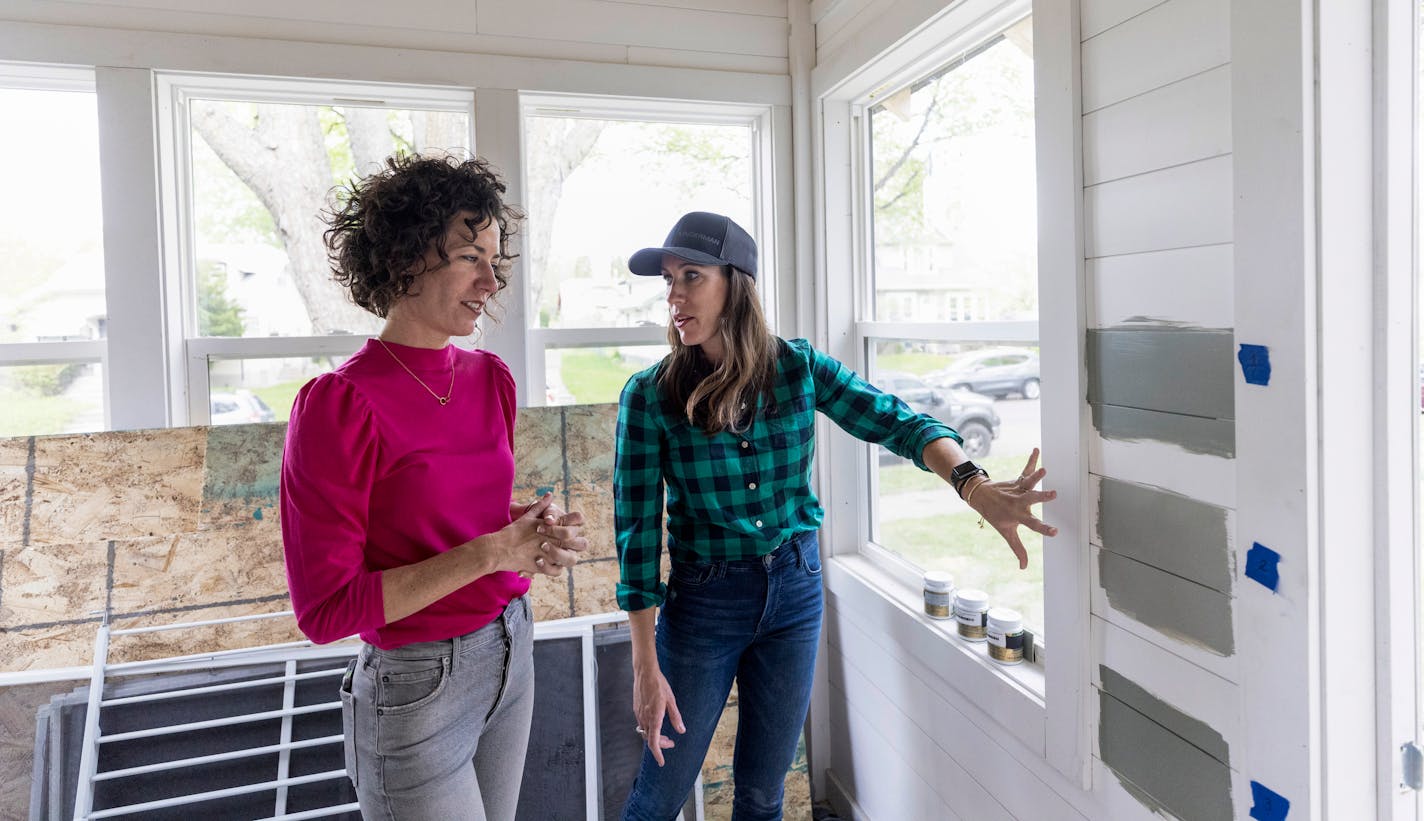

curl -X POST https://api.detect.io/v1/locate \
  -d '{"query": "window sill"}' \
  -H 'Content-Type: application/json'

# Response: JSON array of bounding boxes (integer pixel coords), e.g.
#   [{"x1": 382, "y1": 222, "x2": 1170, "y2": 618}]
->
[{"x1": 822, "y1": 553, "x2": 1047, "y2": 757}]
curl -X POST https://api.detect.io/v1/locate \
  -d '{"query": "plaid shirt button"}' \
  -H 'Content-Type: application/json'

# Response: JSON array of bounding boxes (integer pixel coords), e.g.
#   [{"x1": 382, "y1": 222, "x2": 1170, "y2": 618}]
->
[
  {"x1": 755, "y1": 520, "x2": 763, "y2": 528},
  {"x1": 741, "y1": 441, "x2": 749, "y2": 449},
  {"x1": 748, "y1": 482, "x2": 757, "y2": 490}
]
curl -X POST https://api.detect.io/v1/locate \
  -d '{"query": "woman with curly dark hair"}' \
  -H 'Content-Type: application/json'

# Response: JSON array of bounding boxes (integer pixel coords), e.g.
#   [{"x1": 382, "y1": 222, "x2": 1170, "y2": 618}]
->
[{"x1": 280, "y1": 154, "x2": 587, "y2": 820}]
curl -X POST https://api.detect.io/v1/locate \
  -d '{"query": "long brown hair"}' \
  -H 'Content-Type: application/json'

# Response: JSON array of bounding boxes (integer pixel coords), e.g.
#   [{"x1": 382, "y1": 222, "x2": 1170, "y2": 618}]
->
[{"x1": 658, "y1": 266, "x2": 779, "y2": 434}]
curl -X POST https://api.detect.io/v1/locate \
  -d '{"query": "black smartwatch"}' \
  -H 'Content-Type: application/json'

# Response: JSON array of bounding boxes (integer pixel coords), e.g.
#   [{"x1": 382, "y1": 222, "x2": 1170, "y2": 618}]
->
[{"x1": 949, "y1": 460, "x2": 989, "y2": 498}]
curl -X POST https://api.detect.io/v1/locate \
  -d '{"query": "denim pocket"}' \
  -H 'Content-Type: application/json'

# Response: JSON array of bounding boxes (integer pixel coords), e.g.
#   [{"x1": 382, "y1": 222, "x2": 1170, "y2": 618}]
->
[
  {"x1": 669, "y1": 560, "x2": 720, "y2": 588},
  {"x1": 375, "y1": 655, "x2": 450, "y2": 714},
  {"x1": 338, "y1": 659, "x2": 359, "y2": 788},
  {"x1": 799, "y1": 535, "x2": 823, "y2": 576}
]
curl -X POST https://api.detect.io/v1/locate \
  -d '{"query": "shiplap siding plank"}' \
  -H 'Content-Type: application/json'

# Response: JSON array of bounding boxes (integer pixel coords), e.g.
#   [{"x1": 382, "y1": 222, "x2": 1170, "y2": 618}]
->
[
  {"x1": 617, "y1": 0, "x2": 788, "y2": 17},
  {"x1": 1080, "y1": 0, "x2": 1169, "y2": 41},
  {"x1": 35, "y1": 0, "x2": 477, "y2": 31},
  {"x1": 815, "y1": 0, "x2": 894, "y2": 54},
  {"x1": 1091, "y1": 403, "x2": 1235, "y2": 459},
  {"x1": 626, "y1": 46, "x2": 788, "y2": 74},
  {"x1": 1090, "y1": 548, "x2": 1239, "y2": 682},
  {"x1": 1091, "y1": 759, "x2": 1194, "y2": 821},
  {"x1": 1088, "y1": 245, "x2": 1234, "y2": 330},
  {"x1": 1096, "y1": 692, "x2": 1233, "y2": 820},
  {"x1": 1084, "y1": 155, "x2": 1233, "y2": 258},
  {"x1": 825, "y1": 643, "x2": 1017, "y2": 821},
  {"x1": 1094, "y1": 476, "x2": 1234, "y2": 594},
  {"x1": 1083, "y1": 64, "x2": 1231, "y2": 185},
  {"x1": 1093, "y1": 617, "x2": 1243, "y2": 758},
  {"x1": 1080, "y1": 0, "x2": 1229, "y2": 113},
  {"x1": 477, "y1": 0, "x2": 788, "y2": 58},
  {"x1": 826, "y1": 679, "x2": 961, "y2": 821},
  {"x1": 826, "y1": 601, "x2": 1093, "y2": 821},
  {"x1": 1086, "y1": 329, "x2": 1235, "y2": 419},
  {"x1": 1090, "y1": 431, "x2": 1236, "y2": 509},
  {"x1": 1096, "y1": 549, "x2": 1233, "y2": 656}
]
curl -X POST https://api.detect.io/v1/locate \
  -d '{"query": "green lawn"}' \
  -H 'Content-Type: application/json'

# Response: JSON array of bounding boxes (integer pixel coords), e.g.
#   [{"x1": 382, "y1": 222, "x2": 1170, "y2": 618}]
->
[
  {"x1": 209, "y1": 378, "x2": 308, "y2": 422},
  {"x1": 0, "y1": 395, "x2": 85, "y2": 437},
  {"x1": 875, "y1": 457, "x2": 1047, "y2": 632},
  {"x1": 561, "y1": 350, "x2": 646, "y2": 405}
]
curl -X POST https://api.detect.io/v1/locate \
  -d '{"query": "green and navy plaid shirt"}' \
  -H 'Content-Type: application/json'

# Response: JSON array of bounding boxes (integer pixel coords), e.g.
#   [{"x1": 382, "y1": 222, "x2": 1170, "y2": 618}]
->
[{"x1": 614, "y1": 337, "x2": 961, "y2": 610}]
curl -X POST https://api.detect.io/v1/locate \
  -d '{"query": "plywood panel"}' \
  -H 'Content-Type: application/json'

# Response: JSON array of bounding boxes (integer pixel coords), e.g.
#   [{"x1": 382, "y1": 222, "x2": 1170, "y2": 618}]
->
[
  {"x1": 1085, "y1": 155, "x2": 1233, "y2": 258},
  {"x1": 1081, "y1": 0, "x2": 1229, "y2": 112},
  {"x1": 1083, "y1": 64, "x2": 1230, "y2": 185},
  {"x1": 478, "y1": 0, "x2": 788, "y2": 58},
  {"x1": 1087, "y1": 244, "x2": 1234, "y2": 330},
  {"x1": 1080, "y1": 0, "x2": 1169, "y2": 40}
]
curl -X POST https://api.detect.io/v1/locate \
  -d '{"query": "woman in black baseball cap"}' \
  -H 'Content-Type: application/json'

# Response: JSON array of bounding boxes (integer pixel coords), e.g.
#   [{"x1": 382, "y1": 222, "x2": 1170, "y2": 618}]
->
[{"x1": 612, "y1": 211, "x2": 1056, "y2": 821}]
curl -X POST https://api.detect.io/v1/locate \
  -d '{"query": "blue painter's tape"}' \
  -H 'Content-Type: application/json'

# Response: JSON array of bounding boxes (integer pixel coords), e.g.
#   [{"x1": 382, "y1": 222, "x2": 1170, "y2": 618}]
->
[
  {"x1": 1245, "y1": 542, "x2": 1280, "y2": 591},
  {"x1": 1249, "y1": 780, "x2": 1290, "y2": 821},
  {"x1": 1238, "y1": 344, "x2": 1272, "y2": 385}
]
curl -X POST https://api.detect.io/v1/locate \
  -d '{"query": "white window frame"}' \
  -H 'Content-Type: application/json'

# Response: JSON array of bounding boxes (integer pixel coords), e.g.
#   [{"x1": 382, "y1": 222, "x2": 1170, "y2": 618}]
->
[
  {"x1": 516, "y1": 92, "x2": 778, "y2": 406},
  {"x1": 154, "y1": 72, "x2": 476, "y2": 425},
  {"x1": 814, "y1": 0, "x2": 1090, "y2": 784},
  {"x1": 0, "y1": 63, "x2": 108, "y2": 428}
]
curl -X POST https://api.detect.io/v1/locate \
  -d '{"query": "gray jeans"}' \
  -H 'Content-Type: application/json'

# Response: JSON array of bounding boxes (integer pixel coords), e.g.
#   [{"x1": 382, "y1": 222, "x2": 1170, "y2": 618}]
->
[{"x1": 340, "y1": 595, "x2": 534, "y2": 821}]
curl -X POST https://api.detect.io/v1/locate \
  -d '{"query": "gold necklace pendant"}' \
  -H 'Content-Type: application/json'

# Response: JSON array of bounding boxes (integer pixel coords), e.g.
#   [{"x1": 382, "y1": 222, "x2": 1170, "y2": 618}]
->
[{"x1": 377, "y1": 338, "x2": 455, "y2": 405}]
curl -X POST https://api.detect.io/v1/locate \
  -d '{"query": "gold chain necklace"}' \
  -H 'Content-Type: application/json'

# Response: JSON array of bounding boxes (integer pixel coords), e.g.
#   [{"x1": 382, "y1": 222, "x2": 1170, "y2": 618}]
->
[{"x1": 376, "y1": 338, "x2": 455, "y2": 405}]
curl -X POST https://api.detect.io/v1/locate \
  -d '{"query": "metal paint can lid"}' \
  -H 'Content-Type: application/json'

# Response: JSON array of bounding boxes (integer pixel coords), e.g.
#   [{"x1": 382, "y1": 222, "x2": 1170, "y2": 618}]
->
[{"x1": 923, "y1": 571, "x2": 954, "y2": 593}]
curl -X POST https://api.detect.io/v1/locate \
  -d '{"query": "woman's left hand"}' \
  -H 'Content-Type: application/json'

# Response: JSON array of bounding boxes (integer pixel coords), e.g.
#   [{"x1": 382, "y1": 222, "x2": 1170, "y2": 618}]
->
[
  {"x1": 963, "y1": 448, "x2": 1058, "y2": 569},
  {"x1": 507, "y1": 499, "x2": 590, "y2": 577}
]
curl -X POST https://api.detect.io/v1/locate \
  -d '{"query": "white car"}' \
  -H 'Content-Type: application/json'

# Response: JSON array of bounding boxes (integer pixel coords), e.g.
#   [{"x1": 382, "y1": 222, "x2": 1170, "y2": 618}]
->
[{"x1": 210, "y1": 390, "x2": 276, "y2": 425}]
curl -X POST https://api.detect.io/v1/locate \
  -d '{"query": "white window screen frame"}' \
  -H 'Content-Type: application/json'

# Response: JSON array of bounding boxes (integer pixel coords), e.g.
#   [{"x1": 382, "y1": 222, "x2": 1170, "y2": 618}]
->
[
  {"x1": 154, "y1": 72, "x2": 476, "y2": 425},
  {"x1": 516, "y1": 92, "x2": 778, "y2": 407}
]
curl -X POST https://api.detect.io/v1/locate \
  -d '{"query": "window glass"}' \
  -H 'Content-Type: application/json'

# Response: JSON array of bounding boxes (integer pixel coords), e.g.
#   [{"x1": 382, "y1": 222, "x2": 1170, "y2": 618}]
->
[
  {"x1": 870, "y1": 24, "x2": 1036, "y2": 324},
  {"x1": 188, "y1": 99, "x2": 470, "y2": 338},
  {"x1": 866, "y1": 17, "x2": 1043, "y2": 635},
  {"x1": 0, "y1": 363, "x2": 105, "y2": 436},
  {"x1": 207, "y1": 354, "x2": 356, "y2": 424},
  {"x1": 523, "y1": 115, "x2": 753, "y2": 332},
  {"x1": 544, "y1": 345, "x2": 670, "y2": 406},
  {"x1": 0, "y1": 87, "x2": 105, "y2": 343}
]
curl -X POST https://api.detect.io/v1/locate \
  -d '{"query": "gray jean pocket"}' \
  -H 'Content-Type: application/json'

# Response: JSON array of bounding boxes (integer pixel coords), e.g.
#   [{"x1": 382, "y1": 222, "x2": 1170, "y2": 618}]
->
[{"x1": 339, "y1": 658, "x2": 358, "y2": 788}]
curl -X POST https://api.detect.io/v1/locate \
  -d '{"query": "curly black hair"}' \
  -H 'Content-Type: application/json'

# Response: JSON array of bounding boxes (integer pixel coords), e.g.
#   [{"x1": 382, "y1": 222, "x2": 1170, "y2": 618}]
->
[{"x1": 323, "y1": 154, "x2": 523, "y2": 318}]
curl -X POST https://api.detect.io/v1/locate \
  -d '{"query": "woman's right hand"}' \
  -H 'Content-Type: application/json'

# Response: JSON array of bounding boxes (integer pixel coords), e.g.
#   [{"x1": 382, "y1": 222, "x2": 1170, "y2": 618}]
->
[
  {"x1": 633, "y1": 662, "x2": 684, "y2": 766},
  {"x1": 484, "y1": 494, "x2": 585, "y2": 578}
]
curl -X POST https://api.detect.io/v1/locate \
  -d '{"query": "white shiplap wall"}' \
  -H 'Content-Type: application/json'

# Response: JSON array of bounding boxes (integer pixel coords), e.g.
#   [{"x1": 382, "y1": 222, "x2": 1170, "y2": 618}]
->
[{"x1": 0, "y1": 0, "x2": 791, "y2": 74}]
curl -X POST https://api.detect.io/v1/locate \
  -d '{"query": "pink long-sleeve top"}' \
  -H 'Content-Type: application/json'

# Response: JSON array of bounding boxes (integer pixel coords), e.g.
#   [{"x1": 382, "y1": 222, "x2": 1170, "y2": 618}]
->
[{"x1": 280, "y1": 339, "x2": 529, "y2": 649}]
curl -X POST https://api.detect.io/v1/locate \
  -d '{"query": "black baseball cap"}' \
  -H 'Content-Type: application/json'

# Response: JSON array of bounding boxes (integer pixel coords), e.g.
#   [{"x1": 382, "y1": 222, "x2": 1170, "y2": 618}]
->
[{"x1": 628, "y1": 211, "x2": 758, "y2": 279}]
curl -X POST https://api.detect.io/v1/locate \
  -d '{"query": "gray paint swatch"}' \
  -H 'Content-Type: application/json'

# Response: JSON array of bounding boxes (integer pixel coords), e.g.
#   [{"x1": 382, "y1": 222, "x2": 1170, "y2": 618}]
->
[
  {"x1": 1087, "y1": 329, "x2": 1235, "y2": 419},
  {"x1": 1099, "y1": 691, "x2": 1233, "y2": 821},
  {"x1": 1099, "y1": 665, "x2": 1229, "y2": 765},
  {"x1": 1098, "y1": 549, "x2": 1234, "y2": 656},
  {"x1": 1098, "y1": 478, "x2": 1233, "y2": 593},
  {"x1": 1092, "y1": 403, "x2": 1235, "y2": 457}
]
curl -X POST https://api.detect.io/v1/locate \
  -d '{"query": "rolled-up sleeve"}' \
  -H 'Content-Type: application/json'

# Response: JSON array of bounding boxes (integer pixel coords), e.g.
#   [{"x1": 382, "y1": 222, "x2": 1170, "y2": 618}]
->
[
  {"x1": 279, "y1": 374, "x2": 386, "y2": 644},
  {"x1": 802, "y1": 341, "x2": 960, "y2": 472},
  {"x1": 613, "y1": 373, "x2": 667, "y2": 611}
]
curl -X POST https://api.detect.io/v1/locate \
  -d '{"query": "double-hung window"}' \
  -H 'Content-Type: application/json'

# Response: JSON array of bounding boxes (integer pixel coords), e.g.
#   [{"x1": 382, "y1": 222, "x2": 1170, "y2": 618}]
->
[
  {"x1": 0, "y1": 64, "x2": 106, "y2": 436},
  {"x1": 856, "y1": 15, "x2": 1046, "y2": 639},
  {"x1": 157, "y1": 74, "x2": 473, "y2": 425},
  {"x1": 519, "y1": 94, "x2": 773, "y2": 405}
]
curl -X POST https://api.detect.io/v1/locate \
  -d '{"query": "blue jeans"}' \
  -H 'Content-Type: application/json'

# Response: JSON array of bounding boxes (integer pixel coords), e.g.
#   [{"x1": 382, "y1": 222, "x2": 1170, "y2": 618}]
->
[
  {"x1": 341, "y1": 595, "x2": 534, "y2": 821},
  {"x1": 622, "y1": 530, "x2": 823, "y2": 821}
]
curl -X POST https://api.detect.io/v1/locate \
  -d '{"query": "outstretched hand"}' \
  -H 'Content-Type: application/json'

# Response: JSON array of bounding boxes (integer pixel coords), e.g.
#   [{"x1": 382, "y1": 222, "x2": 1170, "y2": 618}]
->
[{"x1": 963, "y1": 448, "x2": 1058, "y2": 569}]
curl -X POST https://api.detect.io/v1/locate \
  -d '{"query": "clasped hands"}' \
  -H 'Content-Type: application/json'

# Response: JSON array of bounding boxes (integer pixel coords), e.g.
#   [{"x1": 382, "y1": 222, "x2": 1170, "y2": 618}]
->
[{"x1": 501, "y1": 494, "x2": 588, "y2": 579}]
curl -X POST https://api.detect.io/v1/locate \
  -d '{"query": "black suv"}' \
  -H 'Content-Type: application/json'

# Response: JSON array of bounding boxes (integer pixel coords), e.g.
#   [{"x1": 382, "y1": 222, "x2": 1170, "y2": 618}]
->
[{"x1": 874, "y1": 371, "x2": 1000, "y2": 462}]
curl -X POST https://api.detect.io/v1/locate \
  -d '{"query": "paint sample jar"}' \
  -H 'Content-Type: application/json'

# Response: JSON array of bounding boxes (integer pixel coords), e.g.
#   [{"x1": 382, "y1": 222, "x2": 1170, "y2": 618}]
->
[
  {"x1": 953, "y1": 588, "x2": 989, "y2": 641},
  {"x1": 922, "y1": 571, "x2": 955, "y2": 619},
  {"x1": 986, "y1": 607, "x2": 1025, "y2": 665}
]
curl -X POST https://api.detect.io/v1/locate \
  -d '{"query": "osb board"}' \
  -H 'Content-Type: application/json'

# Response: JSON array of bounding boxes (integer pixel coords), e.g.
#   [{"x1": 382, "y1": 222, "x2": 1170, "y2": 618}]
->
[{"x1": 0, "y1": 407, "x2": 623, "y2": 672}]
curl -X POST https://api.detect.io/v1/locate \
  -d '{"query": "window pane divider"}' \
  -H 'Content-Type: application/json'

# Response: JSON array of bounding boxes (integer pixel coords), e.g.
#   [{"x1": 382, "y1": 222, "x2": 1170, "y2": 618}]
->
[
  {"x1": 527, "y1": 326, "x2": 668, "y2": 348},
  {"x1": 185, "y1": 335, "x2": 369, "y2": 424},
  {"x1": 856, "y1": 319, "x2": 1039, "y2": 344},
  {"x1": 0, "y1": 340, "x2": 105, "y2": 365}
]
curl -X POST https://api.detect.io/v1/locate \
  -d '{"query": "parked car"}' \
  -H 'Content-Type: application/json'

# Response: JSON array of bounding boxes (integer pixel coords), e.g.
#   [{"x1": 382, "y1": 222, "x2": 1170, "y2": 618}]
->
[
  {"x1": 927, "y1": 347, "x2": 1040, "y2": 400},
  {"x1": 210, "y1": 390, "x2": 276, "y2": 425},
  {"x1": 874, "y1": 371, "x2": 1000, "y2": 461}
]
